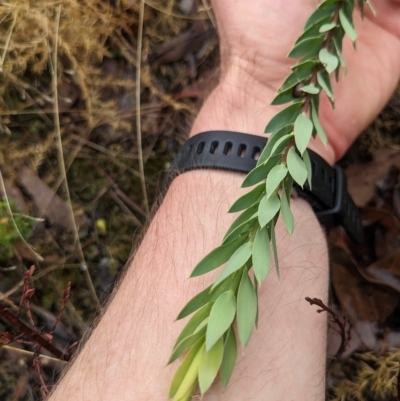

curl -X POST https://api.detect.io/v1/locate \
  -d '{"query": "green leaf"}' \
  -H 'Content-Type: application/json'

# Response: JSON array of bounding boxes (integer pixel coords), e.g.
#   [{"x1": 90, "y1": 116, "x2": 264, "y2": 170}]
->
[
  {"x1": 222, "y1": 216, "x2": 257, "y2": 246},
  {"x1": 300, "y1": 84, "x2": 320, "y2": 94},
  {"x1": 190, "y1": 236, "x2": 247, "y2": 277},
  {"x1": 177, "y1": 276, "x2": 237, "y2": 320},
  {"x1": 319, "y1": 22, "x2": 337, "y2": 32},
  {"x1": 302, "y1": 149, "x2": 313, "y2": 188},
  {"x1": 305, "y1": 2, "x2": 337, "y2": 29},
  {"x1": 223, "y1": 204, "x2": 258, "y2": 242},
  {"x1": 287, "y1": 146, "x2": 307, "y2": 187},
  {"x1": 168, "y1": 325, "x2": 206, "y2": 364},
  {"x1": 258, "y1": 194, "x2": 280, "y2": 228},
  {"x1": 198, "y1": 337, "x2": 224, "y2": 394},
  {"x1": 206, "y1": 291, "x2": 236, "y2": 351},
  {"x1": 319, "y1": 48, "x2": 339, "y2": 74},
  {"x1": 237, "y1": 269, "x2": 257, "y2": 347},
  {"x1": 295, "y1": 16, "x2": 331, "y2": 45},
  {"x1": 213, "y1": 242, "x2": 253, "y2": 287},
  {"x1": 242, "y1": 154, "x2": 281, "y2": 187},
  {"x1": 270, "y1": 134, "x2": 293, "y2": 158},
  {"x1": 357, "y1": 0, "x2": 365, "y2": 19},
  {"x1": 229, "y1": 183, "x2": 265, "y2": 213},
  {"x1": 169, "y1": 338, "x2": 203, "y2": 398},
  {"x1": 257, "y1": 126, "x2": 292, "y2": 166},
  {"x1": 266, "y1": 165, "x2": 287, "y2": 198},
  {"x1": 252, "y1": 226, "x2": 271, "y2": 284},
  {"x1": 333, "y1": 36, "x2": 346, "y2": 71},
  {"x1": 283, "y1": 175, "x2": 294, "y2": 201},
  {"x1": 311, "y1": 98, "x2": 328, "y2": 147},
  {"x1": 294, "y1": 112, "x2": 313, "y2": 155},
  {"x1": 280, "y1": 188, "x2": 294, "y2": 235},
  {"x1": 265, "y1": 101, "x2": 303, "y2": 134},
  {"x1": 220, "y1": 328, "x2": 237, "y2": 388},
  {"x1": 282, "y1": 61, "x2": 318, "y2": 91},
  {"x1": 317, "y1": 70, "x2": 334, "y2": 103},
  {"x1": 288, "y1": 36, "x2": 324, "y2": 59},
  {"x1": 269, "y1": 224, "x2": 280, "y2": 279},
  {"x1": 339, "y1": 8, "x2": 357, "y2": 43},
  {"x1": 271, "y1": 87, "x2": 296, "y2": 106},
  {"x1": 173, "y1": 303, "x2": 213, "y2": 350}
]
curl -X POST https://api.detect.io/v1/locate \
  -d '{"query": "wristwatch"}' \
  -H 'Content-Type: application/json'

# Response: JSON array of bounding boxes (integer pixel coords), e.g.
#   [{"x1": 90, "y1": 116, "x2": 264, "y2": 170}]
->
[{"x1": 163, "y1": 131, "x2": 363, "y2": 243}]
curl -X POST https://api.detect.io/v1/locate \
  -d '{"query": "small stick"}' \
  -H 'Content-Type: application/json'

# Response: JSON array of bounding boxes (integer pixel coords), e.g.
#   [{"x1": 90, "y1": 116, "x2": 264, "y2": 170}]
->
[{"x1": 305, "y1": 297, "x2": 348, "y2": 358}]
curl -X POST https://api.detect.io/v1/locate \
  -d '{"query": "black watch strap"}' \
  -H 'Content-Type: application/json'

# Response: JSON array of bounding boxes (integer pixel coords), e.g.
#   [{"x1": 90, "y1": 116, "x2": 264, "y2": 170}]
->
[{"x1": 163, "y1": 131, "x2": 363, "y2": 243}]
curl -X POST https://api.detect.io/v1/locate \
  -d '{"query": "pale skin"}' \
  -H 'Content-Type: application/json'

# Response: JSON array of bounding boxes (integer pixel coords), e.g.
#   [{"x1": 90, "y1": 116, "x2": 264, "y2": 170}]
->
[{"x1": 49, "y1": 0, "x2": 400, "y2": 400}]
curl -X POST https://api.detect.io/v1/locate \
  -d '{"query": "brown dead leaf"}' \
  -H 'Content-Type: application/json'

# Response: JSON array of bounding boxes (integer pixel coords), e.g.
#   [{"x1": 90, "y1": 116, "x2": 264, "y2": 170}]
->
[
  {"x1": 346, "y1": 148, "x2": 400, "y2": 206},
  {"x1": 17, "y1": 166, "x2": 84, "y2": 231},
  {"x1": 331, "y1": 246, "x2": 399, "y2": 324}
]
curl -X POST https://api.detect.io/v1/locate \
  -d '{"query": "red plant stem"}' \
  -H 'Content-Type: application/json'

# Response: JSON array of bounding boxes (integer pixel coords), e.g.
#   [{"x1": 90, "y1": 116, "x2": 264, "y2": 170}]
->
[{"x1": 0, "y1": 304, "x2": 70, "y2": 362}]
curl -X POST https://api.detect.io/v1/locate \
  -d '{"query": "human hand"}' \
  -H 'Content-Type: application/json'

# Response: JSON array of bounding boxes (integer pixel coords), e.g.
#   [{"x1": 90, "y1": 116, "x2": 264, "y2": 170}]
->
[{"x1": 197, "y1": 0, "x2": 400, "y2": 163}]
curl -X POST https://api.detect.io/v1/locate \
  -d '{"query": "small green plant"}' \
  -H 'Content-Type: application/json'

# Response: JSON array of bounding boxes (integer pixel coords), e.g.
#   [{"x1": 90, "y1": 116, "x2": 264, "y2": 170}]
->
[
  {"x1": 168, "y1": 0, "x2": 374, "y2": 400},
  {"x1": 0, "y1": 199, "x2": 37, "y2": 260}
]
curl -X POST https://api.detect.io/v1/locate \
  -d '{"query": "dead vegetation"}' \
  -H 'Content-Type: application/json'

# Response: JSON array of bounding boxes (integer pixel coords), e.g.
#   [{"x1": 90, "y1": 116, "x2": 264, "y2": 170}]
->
[{"x1": 0, "y1": 0, "x2": 399, "y2": 400}]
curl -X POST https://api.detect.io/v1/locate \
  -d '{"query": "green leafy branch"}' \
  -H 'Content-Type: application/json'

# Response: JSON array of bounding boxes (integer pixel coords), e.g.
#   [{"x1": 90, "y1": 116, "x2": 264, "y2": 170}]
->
[{"x1": 168, "y1": 1, "x2": 373, "y2": 400}]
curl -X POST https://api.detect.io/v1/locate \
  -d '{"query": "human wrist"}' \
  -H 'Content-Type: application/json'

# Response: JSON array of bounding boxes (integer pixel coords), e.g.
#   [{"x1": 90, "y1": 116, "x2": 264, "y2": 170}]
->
[{"x1": 190, "y1": 72, "x2": 336, "y2": 164}]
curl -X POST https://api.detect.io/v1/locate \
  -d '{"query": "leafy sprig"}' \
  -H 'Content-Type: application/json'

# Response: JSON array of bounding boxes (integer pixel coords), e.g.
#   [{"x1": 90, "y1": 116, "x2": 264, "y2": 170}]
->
[{"x1": 168, "y1": 1, "x2": 373, "y2": 399}]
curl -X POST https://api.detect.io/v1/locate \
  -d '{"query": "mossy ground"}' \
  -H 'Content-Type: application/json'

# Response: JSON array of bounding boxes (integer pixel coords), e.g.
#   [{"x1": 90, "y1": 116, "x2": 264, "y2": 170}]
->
[{"x1": 0, "y1": 1, "x2": 399, "y2": 399}]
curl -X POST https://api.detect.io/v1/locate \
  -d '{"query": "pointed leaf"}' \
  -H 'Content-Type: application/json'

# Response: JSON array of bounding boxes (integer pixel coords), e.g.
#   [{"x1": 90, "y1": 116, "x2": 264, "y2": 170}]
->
[
  {"x1": 269, "y1": 134, "x2": 292, "y2": 158},
  {"x1": 302, "y1": 149, "x2": 313, "y2": 188},
  {"x1": 213, "y1": 242, "x2": 253, "y2": 287},
  {"x1": 257, "y1": 126, "x2": 292, "y2": 166},
  {"x1": 242, "y1": 154, "x2": 281, "y2": 187},
  {"x1": 220, "y1": 328, "x2": 237, "y2": 388},
  {"x1": 222, "y1": 215, "x2": 257, "y2": 246},
  {"x1": 190, "y1": 236, "x2": 247, "y2": 277},
  {"x1": 280, "y1": 188, "x2": 295, "y2": 235},
  {"x1": 339, "y1": 8, "x2": 357, "y2": 42},
  {"x1": 300, "y1": 84, "x2": 320, "y2": 94},
  {"x1": 282, "y1": 60, "x2": 318, "y2": 91},
  {"x1": 258, "y1": 194, "x2": 280, "y2": 228},
  {"x1": 269, "y1": 224, "x2": 280, "y2": 279},
  {"x1": 319, "y1": 48, "x2": 339, "y2": 74},
  {"x1": 333, "y1": 36, "x2": 346, "y2": 71},
  {"x1": 271, "y1": 87, "x2": 296, "y2": 106},
  {"x1": 252, "y1": 226, "x2": 271, "y2": 284},
  {"x1": 198, "y1": 337, "x2": 224, "y2": 393},
  {"x1": 206, "y1": 291, "x2": 236, "y2": 351},
  {"x1": 294, "y1": 112, "x2": 313, "y2": 155},
  {"x1": 288, "y1": 36, "x2": 324, "y2": 59},
  {"x1": 305, "y1": 2, "x2": 337, "y2": 29},
  {"x1": 266, "y1": 165, "x2": 287, "y2": 198},
  {"x1": 168, "y1": 325, "x2": 206, "y2": 364},
  {"x1": 317, "y1": 70, "x2": 334, "y2": 103},
  {"x1": 295, "y1": 16, "x2": 331, "y2": 45},
  {"x1": 169, "y1": 338, "x2": 203, "y2": 398},
  {"x1": 287, "y1": 146, "x2": 307, "y2": 187},
  {"x1": 223, "y1": 204, "x2": 258, "y2": 242},
  {"x1": 229, "y1": 183, "x2": 265, "y2": 213},
  {"x1": 173, "y1": 303, "x2": 213, "y2": 350},
  {"x1": 264, "y1": 101, "x2": 303, "y2": 134},
  {"x1": 311, "y1": 98, "x2": 328, "y2": 146},
  {"x1": 237, "y1": 270, "x2": 257, "y2": 347}
]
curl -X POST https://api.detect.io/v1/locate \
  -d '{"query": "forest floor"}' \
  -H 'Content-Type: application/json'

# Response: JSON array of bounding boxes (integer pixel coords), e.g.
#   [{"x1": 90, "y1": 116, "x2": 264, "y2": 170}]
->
[{"x1": 0, "y1": 1, "x2": 399, "y2": 400}]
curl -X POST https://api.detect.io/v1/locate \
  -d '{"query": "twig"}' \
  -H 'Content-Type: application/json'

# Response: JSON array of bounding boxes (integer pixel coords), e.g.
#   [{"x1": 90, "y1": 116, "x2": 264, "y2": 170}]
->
[
  {"x1": 0, "y1": 304, "x2": 70, "y2": 361},
  {"x1": 305, "y1": 297, "x2": 348, "y2": 358},
  {"x1": 51, "y1": 4, "x2": 100, "y2": 310},
  {"x1": 136, "y1": 0, "x2": 149, "y2": 214}
]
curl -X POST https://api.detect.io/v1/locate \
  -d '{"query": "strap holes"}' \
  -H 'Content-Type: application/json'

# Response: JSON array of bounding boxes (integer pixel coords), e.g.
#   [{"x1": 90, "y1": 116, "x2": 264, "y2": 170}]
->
[
  {"x1": 252, "y1": 147, "x2": 261, "y2": 160},
  {"x1": 223, "y1": 142, "x2": 233, "y2": 155},
  {"x1": 196, "y1": 142, "x2": 205, "y2": 154},
  {"x1": 238, "y1": 144, "x2": 247, "y2": 158},
  {"x1": 210, "y1": 141, "x2": 219, "y2": 154}
]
